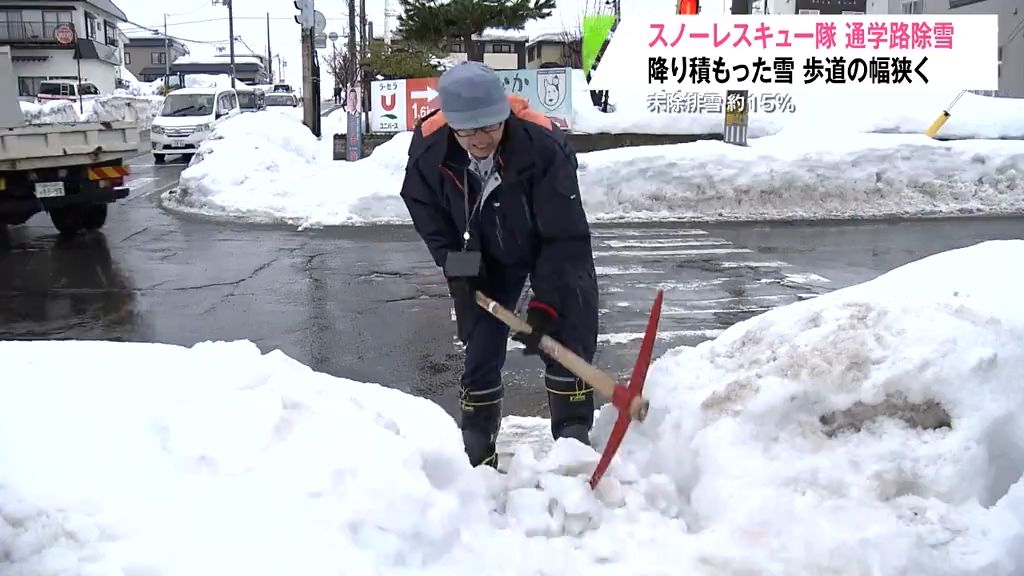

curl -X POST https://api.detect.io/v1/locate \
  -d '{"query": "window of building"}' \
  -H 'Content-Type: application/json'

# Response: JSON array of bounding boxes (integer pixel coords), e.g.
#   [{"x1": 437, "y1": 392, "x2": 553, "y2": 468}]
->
[
  {"x1": 152, "y1": 51, "x2": 166, "y2": 64},
  {"x1": 124, "y1": 51, "x2": 130, "y2": 64},
  {"x1": 40, "y1": 10, "x2": 73, "y2": 39},
  {"x1": 0, "y1": 11, "x2": 25, "y2": 41},
  {"x1": 900, "y1": 0, "x2": 922, "y2": 14},
  {"x1": 449, "y1": 40, "x2": 463, "y2": 52},
  {"x1": 104, "y1": 20, "x2": 116, "y2": 45},
  {"x1": 18, "y1": 76, "x2": 75, "y2": 97},
  {"x1": 85, "y1": 12, "x2": 98, "y2": 39},
  {"x1": 527, "y1": 45, "x2": 537, "y2": 61},
  {"x1": 491, "y1": 43, "x2": 513, "y2": 53}
]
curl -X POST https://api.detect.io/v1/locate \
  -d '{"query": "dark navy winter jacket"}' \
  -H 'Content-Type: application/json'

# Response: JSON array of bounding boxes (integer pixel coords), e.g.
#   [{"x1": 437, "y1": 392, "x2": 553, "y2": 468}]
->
[{"x1": 399, "y1": 95, "x2": 596, "y2": 318}]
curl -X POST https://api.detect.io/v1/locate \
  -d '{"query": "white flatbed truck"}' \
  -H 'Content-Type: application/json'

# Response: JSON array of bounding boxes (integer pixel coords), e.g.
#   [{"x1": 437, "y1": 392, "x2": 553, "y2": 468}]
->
[{"x1": 0, "y1": 46, "x2": 138, "y2": 236}]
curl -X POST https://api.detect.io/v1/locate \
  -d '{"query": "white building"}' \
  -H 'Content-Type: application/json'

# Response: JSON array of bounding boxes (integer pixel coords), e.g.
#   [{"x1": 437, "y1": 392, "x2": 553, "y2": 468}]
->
[
  {"x1": 890, "y1": 0, "x2": 1021, "y2": 97},
  {"x1": 0, "y1": 0, "x2": 127, "y2": 97}
]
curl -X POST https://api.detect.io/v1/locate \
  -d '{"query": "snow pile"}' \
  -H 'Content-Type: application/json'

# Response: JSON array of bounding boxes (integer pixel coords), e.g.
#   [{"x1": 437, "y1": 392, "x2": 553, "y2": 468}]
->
[
  {"x1": 18, "y1": 95, "x2": 164, "y2": 128},
  {"x1": 165, "y1": 113, "x2": 413, "y2": 227},
  {"x1": 86, "y1": 95, "x2": 165, "y2": 130},
  {"x1": 2, "y1": 241, "x2": 1023, "y2": 575},
  {"x1": 592, "y1": 239, "x2": 1024, "y2": 574},
  {"x1": 576, "y1": 133, "x2": 1024, "y2": 222},
  {"x1": 163, "y1": 110, "x2": 1024, "y2": 226},
  {"x1": 18, "y1": 100, "x2": 80, "y2": 124},
  {"x1": 172, "y1": 112, "x2": 323, "y2": 219},
  {"x1": 571, "y1": 69, "x2": 1024, "y2": 139},
  {"x1": 184, "y1": 74, "x2": 233, "y2": 89}
]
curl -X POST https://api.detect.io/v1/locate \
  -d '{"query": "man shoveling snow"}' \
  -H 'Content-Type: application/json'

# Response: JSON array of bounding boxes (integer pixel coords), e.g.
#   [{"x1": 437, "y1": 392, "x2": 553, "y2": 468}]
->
[{"x1": 400, "y1": 62, "x2": 601, "y2": 468}]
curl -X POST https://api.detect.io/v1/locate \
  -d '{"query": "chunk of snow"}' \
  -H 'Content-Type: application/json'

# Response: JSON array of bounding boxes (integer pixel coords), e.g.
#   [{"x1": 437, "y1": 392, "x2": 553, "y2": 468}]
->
[
  {"x1": 161, "y1": 109, "x2": 1024, "y2": 227},
  {"x1": 19, "y1": 100, "x2": 79, "y2": 124},
  {"x1": 1, "y1": 241, "x2": 1024, "y2": 574}
]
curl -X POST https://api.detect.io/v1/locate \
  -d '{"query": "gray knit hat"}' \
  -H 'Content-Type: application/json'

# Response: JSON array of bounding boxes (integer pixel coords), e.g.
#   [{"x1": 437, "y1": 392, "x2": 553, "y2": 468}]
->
[{"x1": 436, "y1": 61, "x2": 510, "y2": 130}]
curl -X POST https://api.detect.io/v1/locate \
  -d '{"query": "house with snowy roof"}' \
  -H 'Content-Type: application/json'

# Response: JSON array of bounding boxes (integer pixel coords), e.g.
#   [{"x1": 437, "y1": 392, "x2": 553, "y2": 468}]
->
[{"x1": 0, "y1": 0, "x2": 128, "y2": 96}]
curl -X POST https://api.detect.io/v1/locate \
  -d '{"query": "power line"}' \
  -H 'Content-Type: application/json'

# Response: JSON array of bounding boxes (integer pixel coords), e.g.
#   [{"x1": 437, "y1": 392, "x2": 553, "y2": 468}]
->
[
  {"x1": 120, "y1": 18, "x2": 226, "y2": 44},
  {"x1": 127, "y1": 15, "x2": 351, "y2": 30}
]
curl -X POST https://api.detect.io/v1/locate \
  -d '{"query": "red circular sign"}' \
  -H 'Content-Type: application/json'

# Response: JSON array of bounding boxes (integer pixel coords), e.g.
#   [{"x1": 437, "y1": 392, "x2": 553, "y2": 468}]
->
[{"x1": 54, "y1": 24, "x2": 75, "y2": 44}]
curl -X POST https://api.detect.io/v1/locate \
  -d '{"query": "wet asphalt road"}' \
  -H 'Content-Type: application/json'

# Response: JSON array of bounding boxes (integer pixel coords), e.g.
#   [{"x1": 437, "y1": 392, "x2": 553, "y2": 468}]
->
[{"x1": 1, "y1": 154, "x2": 1022, "y2": 419}]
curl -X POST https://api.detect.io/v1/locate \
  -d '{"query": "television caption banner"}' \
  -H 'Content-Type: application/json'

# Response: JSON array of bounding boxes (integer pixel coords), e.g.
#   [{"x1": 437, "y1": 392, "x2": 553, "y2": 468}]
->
[{"x1": 587, "y1": 15, "x2": 998, "y2": 92}]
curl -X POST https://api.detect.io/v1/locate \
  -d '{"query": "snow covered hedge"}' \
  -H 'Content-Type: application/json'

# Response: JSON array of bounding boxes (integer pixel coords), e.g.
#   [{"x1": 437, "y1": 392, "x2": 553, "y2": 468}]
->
[
  {"x1": 162, "y1": 111, "x2": 1024, "y2": 228},
  {"x1": 1, "y1": 240, "x2": 1022, "y2": 575}
]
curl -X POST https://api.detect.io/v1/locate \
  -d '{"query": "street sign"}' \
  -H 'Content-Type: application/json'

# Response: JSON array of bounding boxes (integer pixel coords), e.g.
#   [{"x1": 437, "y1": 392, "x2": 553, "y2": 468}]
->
[
  {"x1": 314, "y1": 33, "x2": 327, "y2": 49},
  {"x1": 328, "y1": 31, "x2": 338, "y2": 42},
  {"x1": 54, "y1": 24, "x2": 75, "y2": 44},
  {"x1": 404, "y1": 77, "x2": 439, "y2": 128},
  {"x1": 313, "y1": 10, "x2": 326, "y2": 33}
]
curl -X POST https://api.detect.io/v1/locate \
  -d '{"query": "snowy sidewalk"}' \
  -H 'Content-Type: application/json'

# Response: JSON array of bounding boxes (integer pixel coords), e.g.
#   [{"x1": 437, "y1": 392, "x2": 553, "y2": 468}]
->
[
  {"x1": 2, "y1": 240, "x2": 1023, "y2": 575},
  {"x1": 160, "y1": 109, "x2": 1024, "y2": 228}
]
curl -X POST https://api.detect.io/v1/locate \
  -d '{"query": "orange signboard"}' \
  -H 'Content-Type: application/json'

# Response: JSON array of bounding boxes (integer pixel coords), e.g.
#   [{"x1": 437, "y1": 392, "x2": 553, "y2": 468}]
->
[{"x1": 405, "y1": 77, "x2": 440, "y2": 128}]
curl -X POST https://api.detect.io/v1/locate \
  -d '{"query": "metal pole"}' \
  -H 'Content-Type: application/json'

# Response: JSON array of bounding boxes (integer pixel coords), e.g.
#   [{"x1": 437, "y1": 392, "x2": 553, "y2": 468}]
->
[
  {"x1": 266, "y1": 12, "x2": 272, "y2": 83},
  {"x1": 163, "y1": 14, "x2": 169, "y2": 89},
  {"x1": 347, "y1": 0, "x2": 357, "y2": 87},
  {"x1": 227, "y1": 0, "x2": 236, "y2": 87}
]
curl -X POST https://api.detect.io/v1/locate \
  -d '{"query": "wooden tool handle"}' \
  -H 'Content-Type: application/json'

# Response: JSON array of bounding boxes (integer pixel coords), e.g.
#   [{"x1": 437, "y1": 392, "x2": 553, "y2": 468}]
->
[{"x1": 475, "y1": 291, "x2": 649, "y2": 421}]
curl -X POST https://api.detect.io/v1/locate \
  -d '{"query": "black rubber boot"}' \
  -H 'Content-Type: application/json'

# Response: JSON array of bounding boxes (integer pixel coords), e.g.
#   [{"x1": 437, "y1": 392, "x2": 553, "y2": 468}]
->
[
  {"x1": 459, "y1": 385, "x2": 502, "y2": 468},
  {"x1": 545, "y1": 368, "x2": 595, "y2": 445}
]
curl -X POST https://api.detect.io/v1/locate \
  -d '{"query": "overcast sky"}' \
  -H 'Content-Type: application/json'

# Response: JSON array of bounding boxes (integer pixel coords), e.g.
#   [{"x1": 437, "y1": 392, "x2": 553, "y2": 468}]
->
[{"x1": 115, "y1": 0, "x2": 669, "y2": 89}]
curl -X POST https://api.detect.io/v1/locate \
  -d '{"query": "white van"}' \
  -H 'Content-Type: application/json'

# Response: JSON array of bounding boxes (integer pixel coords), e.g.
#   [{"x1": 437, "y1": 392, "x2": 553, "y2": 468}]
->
[{"x1": 150, "y1": 86, "x2": 240, "y2": 164}]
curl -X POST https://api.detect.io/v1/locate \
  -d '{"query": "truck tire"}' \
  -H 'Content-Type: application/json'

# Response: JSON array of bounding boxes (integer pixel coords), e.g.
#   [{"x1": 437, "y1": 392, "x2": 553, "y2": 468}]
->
[
  {"x1": 154, "y1": 154, "x2": 165, "y2": 165},
  {"x1": 83, "y1": 204, "x2": 108, "y2": 230},
  {"x1": 49, "y1": 206, "x2": 85, "y2": 236}
]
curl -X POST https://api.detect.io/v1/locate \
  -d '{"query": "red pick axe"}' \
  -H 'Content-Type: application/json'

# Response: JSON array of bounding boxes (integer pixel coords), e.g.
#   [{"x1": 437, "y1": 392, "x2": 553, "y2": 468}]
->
[{"x1": 474, "y1": 289, "x2": 664, "y2": 489}]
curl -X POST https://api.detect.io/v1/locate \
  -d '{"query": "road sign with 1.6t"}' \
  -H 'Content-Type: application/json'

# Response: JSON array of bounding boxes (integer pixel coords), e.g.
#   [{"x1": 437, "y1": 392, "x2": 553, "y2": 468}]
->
[{"x1": 405, "y1": 77, "x2": 439, "y2": 129}]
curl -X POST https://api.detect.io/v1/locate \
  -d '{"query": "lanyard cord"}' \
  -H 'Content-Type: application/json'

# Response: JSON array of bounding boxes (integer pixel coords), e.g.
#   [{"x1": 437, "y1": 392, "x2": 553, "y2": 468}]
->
[{"x1": 462, "y1": 168, "x2": 485, "y2": 250}]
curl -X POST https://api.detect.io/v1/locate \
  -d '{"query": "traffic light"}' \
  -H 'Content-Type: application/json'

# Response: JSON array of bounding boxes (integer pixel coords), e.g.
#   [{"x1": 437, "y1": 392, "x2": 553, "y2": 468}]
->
[
  {"x1": 294, "y1": 0, "x2": 313, "y2": 28},
  {"x1": 678, "y1": 0, "x2": 698, "y2": 14}
]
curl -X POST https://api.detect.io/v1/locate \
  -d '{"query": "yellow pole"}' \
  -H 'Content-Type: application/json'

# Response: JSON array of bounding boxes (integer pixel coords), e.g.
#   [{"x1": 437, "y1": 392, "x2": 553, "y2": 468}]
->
[{"x1": 925, "y1": 110, "x2": 951, "y2": 138}]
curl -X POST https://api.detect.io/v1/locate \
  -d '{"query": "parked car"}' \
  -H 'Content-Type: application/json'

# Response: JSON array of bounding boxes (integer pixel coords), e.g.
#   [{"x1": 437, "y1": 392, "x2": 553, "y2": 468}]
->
[
  {"x1": 35, "y1": 80, "x2": 101, "y2": 104},
  {"x1": 236, "y1": 85, "x2": 265, "y2": 113},
  {"x1": 265, "y1": 92, "x2": 298, "y2": 108},
  {"x1": 150, "y1": 86, "x2": 240, "y2": 164}
]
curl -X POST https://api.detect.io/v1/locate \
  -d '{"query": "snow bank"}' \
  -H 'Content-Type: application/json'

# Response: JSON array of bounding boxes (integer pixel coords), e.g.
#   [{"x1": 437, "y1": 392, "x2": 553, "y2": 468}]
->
[
  {"x1": 87, "y1": 95, "x2": 165, "y2": 130},
  {"x1": 18, "y1": 95, "x2": 163, "y2": 128},
  {"x1": 2, "y1": 241, "x2": 1022, "y2": 575},
  {"x1": 18, "y1": 100, "x2": 79, "y2": 124},
  {"x1": 165, "y1": 113, "x2": 412, "y2": 227},
  {"x1": 577, "y1": 133, "x2": 1024, "y2": 222},
  {"x1": 184, "y1": 74, "x2": 233, "y2": 89},
  {"x1": 162, "y1": 110, "x2": 1024, "y2": 226},
  {"x1": 592, "y1": 239, "x2": 1024, "y2": 574},
  {"x1": 571, "y1": 68, "x2": 1024, "y2": 139}
]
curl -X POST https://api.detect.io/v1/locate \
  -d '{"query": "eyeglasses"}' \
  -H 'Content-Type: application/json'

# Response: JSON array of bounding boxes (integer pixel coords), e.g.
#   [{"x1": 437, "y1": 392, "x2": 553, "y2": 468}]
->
[{"x1": 453, "y1": 122, "x2": 503, "y2": 137}]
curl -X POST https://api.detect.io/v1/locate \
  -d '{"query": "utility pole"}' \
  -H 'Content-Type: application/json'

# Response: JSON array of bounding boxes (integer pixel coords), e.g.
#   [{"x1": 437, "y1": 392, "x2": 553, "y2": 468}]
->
[
  {"x1": 347, "y1": 0, "x2": 356, "y2": 87},
  {"x1": 294, "y1": 0, "x2": 316, "y2": 134},
  {"x1": 163, "y1": 14, "x2": 169, "y2": 89},
  {"x1": 266, "y1": 12, "x2": 272, "y2": 83},
  {"x1": 227, "y1": 0, "x2": 236, "y2": 87},
  {"x1": 359, "y1": 0, "x2": 367, "y2": 61}
]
